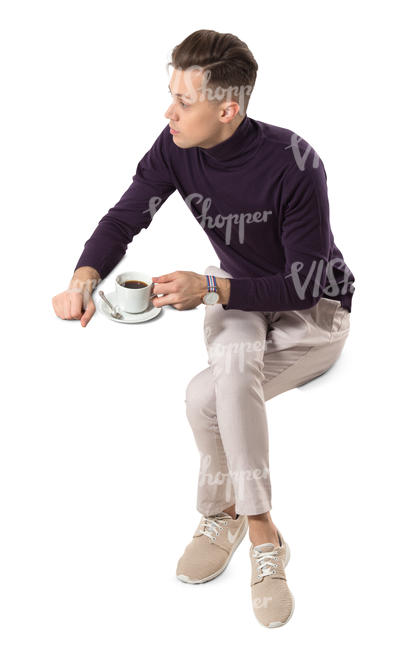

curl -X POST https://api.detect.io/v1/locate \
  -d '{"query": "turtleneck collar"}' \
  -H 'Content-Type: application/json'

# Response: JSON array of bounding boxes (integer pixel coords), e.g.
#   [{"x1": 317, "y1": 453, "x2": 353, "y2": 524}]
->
[{"x1": 196, "y1": 114, "x2": 261, "y2": 163}]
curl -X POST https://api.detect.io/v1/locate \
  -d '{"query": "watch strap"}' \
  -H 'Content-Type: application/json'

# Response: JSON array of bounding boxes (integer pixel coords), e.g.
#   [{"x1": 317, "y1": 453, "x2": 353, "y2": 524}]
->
[{"x1": 206, "y1": 274, "x2": 218, "y2": 293}]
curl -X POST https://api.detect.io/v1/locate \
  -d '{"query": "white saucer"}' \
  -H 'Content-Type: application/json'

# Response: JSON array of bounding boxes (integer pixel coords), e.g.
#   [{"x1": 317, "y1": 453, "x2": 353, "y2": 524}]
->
[{"x1": 98, "y1": 290, "x2": 162, "y2": 323}]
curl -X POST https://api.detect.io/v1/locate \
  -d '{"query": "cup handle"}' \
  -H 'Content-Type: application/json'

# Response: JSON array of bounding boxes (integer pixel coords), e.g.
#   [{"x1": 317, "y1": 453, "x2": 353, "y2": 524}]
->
[{"x1": 149, "y1": 282, "x2": 157, "y2": 300}]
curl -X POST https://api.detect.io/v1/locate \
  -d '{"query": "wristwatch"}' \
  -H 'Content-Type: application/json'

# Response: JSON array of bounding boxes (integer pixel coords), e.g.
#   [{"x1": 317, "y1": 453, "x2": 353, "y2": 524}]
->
[{"x1": 202, "y1": 274, "x2": 220, "y2": 305}]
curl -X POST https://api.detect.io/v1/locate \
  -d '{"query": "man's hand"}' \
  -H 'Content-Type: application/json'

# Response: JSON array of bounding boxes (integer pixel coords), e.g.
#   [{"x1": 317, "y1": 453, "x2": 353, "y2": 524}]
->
[
  {"x1": 52, "y1": 266, "x2": 101, "y2": 327},
  {"x1": 151, "y1": 270, "x2": 230, "y2": 310}
]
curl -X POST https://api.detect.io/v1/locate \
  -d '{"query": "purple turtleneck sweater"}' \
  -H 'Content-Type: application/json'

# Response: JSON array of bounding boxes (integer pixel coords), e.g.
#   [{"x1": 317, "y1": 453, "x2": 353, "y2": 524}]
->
[{"x1": 74, "y1": 114, "x2": 355, "y2": 312}]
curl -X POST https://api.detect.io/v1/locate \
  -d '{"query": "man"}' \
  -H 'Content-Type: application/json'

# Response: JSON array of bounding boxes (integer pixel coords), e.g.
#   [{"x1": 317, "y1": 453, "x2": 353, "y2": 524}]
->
[{"x1": 52, "y1": 29, "x2": 355, "y2": 628}]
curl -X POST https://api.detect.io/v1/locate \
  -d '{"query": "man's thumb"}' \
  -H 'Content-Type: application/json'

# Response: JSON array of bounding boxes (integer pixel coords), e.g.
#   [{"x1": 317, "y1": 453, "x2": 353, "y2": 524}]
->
[{"x1": 81, "y1": 301, "x2": 95, "y2": 327}]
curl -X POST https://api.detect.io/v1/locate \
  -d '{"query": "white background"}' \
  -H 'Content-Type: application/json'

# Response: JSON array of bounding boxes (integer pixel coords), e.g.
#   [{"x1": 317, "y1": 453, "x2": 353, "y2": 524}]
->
[{"x1": 1, "y1": 1, "x2": 401, "y2": 647}]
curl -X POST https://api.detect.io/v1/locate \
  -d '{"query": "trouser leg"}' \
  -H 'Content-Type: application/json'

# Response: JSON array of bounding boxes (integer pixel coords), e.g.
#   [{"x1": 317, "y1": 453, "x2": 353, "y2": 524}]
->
[
  {"x1": 185, "y1": 367, "x2": 236, "y2": 516},
  {"x1": 202, "y1": 290, "x2": 273, "y2": 515},
  {"x1": 185, "y1": 265, "x2": 351, "y2": 517}
]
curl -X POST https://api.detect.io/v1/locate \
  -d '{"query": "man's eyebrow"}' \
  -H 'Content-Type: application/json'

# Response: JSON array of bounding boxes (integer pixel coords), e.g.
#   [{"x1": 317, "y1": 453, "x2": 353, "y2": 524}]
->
[{"x1": 168, "y1": 84, "x2": 192, "y2": 100}]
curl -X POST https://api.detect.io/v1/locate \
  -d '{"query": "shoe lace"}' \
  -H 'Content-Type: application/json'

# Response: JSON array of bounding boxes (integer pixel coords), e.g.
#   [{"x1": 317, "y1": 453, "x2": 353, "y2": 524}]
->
[
  {"x1": 253, "y1": 548, "x2": 279, "y2": 578},
  {"x1": 198, "y1": 514, "x2": 229, "y2": 541}
]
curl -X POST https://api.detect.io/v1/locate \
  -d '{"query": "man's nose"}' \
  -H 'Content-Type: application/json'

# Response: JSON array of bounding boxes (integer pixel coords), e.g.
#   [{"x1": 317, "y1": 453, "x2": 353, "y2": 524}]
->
[{"x1": 164, "y1": 105, "x2": 177, "y2": 121}]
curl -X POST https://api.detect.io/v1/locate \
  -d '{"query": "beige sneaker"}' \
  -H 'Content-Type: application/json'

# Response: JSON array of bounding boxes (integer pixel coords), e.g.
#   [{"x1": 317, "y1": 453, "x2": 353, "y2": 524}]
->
[
  {"x1": 176, "y1": 512, "x2": 248, "y2": 584},
  {"x1": 250, "y1": 529, "x2": 295, "y2": 627}
]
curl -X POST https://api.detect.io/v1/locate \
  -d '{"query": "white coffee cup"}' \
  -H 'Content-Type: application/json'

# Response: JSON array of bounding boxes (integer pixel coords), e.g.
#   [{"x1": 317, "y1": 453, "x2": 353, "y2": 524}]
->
[{"x1": 115, "y1": 272, "x2": 156, "y2": 313}]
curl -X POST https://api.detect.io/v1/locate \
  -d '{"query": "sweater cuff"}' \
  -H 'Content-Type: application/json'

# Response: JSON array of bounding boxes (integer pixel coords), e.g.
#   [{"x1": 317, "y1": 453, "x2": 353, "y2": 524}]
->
[
  {"x1": 221, "y1": 278, "x2": 244, "y2": 310},
  {"x1": 74, "y1": 255, "x2": 104, "y2": 280}
]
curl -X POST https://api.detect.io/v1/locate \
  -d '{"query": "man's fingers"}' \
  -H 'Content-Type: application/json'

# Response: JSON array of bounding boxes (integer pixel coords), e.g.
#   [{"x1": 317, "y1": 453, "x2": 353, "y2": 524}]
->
[
  {"x1": 69, "y1": 291, "x2": 84, "y2": 319},
  {"x1": 153, "y1": 293, "x2": 180, "y2": 308},
  {"x1": 152, "y1": 272, "x2": 176, "y2": 283},
  {"x1": 153, "y1": 280, "x2": 176, "y2": 296}
]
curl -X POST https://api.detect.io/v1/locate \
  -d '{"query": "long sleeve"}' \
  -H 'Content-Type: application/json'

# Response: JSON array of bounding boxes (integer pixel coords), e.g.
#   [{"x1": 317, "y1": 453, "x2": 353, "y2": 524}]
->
[
  {"x1": 222, "y1": 158, "x2": 332, "y2": 312},
  {"x1": 74, "y1": 126, "x2": 176, "y2": 279}
]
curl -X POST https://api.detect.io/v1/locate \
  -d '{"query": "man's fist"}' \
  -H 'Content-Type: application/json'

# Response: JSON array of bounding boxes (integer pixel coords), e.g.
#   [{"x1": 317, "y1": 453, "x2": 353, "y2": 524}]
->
[{"x1": 52, "y1": 286, "x2": 96, "y2": 327}]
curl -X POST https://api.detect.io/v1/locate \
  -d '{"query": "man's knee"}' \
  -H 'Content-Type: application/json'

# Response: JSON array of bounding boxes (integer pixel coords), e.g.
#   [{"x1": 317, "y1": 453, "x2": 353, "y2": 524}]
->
[{"x1": 185, "y1": 369, "x2": 213, "y2": 412}]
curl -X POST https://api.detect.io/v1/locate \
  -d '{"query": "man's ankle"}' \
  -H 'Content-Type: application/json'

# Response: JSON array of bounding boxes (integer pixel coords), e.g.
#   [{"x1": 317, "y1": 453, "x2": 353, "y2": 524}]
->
[
  {"x1": 223, "y1": 505, "x2": 237, "y2": 519},
  {"x1": 248, "y1": 514, "x2": 280, "y2": 546}
]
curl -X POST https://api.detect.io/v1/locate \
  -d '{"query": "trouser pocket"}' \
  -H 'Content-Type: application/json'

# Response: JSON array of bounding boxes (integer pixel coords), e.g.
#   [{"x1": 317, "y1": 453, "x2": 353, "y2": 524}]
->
[
  {"x1": 330, "y1": 304, "x2": 350, "y2": 341},
  {"x1": 312, "y1": 297, "x2": 342, "y2": 338}
]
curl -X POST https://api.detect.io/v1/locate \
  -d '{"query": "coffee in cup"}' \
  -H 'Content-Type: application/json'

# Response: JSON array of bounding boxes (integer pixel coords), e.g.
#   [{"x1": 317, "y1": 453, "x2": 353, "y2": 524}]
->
[
  {"x1": 120, "y1": 280, "x2": 148, "y2": 289},
  {"x1": 115, "y1": 272, "x2": 156, "y2": 313}
]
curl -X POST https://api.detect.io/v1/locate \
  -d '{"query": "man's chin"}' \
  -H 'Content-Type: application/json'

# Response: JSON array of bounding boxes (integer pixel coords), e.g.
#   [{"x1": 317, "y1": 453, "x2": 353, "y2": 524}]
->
[
  {"x1": 172, "y1": 137, "x2": 192, "y2": 149},
  {"x1": 170, "y1": 132, "x2": 200, "y2": 149}
]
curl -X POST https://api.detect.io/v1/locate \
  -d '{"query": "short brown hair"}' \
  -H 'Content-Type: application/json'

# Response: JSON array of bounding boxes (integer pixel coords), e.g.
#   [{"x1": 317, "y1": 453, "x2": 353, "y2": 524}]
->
[{"x1": 167, "y1": 29, "x2": 258, "y2": 115}]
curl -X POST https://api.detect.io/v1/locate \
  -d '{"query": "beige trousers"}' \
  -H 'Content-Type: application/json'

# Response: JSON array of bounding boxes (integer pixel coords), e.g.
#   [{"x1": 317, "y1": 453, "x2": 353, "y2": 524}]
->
[{"x1": 185, "y1": 265, "x2": 351, "y2": 516}]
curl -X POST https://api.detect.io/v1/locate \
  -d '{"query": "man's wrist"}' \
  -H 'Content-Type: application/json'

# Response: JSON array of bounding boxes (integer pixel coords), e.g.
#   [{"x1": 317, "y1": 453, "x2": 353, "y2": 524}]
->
[
  {"x1": 70, "y1": 266, "x2": 101, "y2": 294},
  {"x1": 215, "y1": 277, "x2": 231, "y2": 306}
]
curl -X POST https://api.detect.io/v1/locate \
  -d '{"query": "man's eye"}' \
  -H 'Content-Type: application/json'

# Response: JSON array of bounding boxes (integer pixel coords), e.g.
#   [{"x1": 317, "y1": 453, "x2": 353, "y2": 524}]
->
[{"x1": 168, "y1": 91, "x2": 189, "y2": 108}]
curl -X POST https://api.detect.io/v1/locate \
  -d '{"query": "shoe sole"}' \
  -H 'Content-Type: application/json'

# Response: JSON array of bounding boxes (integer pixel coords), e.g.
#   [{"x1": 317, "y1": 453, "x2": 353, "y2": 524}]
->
[
  {"x1": 254, "y1": 540, "x2": 295, "y2": 629},
  {"x1": 177, "y1": 518, "x2": 249, "y2": 584}
]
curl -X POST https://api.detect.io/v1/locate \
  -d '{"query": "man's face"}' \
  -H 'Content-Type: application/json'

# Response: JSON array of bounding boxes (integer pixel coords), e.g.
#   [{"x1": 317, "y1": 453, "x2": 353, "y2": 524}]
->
[{"x1": 164, "y1": 67, "x2": 238, "y2": 150}]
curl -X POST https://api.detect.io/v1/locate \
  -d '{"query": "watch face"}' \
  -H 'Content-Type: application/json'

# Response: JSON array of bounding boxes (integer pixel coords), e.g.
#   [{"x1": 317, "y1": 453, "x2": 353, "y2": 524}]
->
[{"x1": 204, "y1": 291, "x2": 219, "y2": 305}]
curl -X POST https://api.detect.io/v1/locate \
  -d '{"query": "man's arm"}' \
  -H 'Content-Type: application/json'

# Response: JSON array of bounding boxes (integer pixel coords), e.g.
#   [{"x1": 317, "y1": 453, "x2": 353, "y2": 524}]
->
[
  {"x1": 74, "y1": 125, "x2": 176, "y2": 280},
  {"x1": 221, "y1": 158, "x2": 332, "y2": 312}
]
